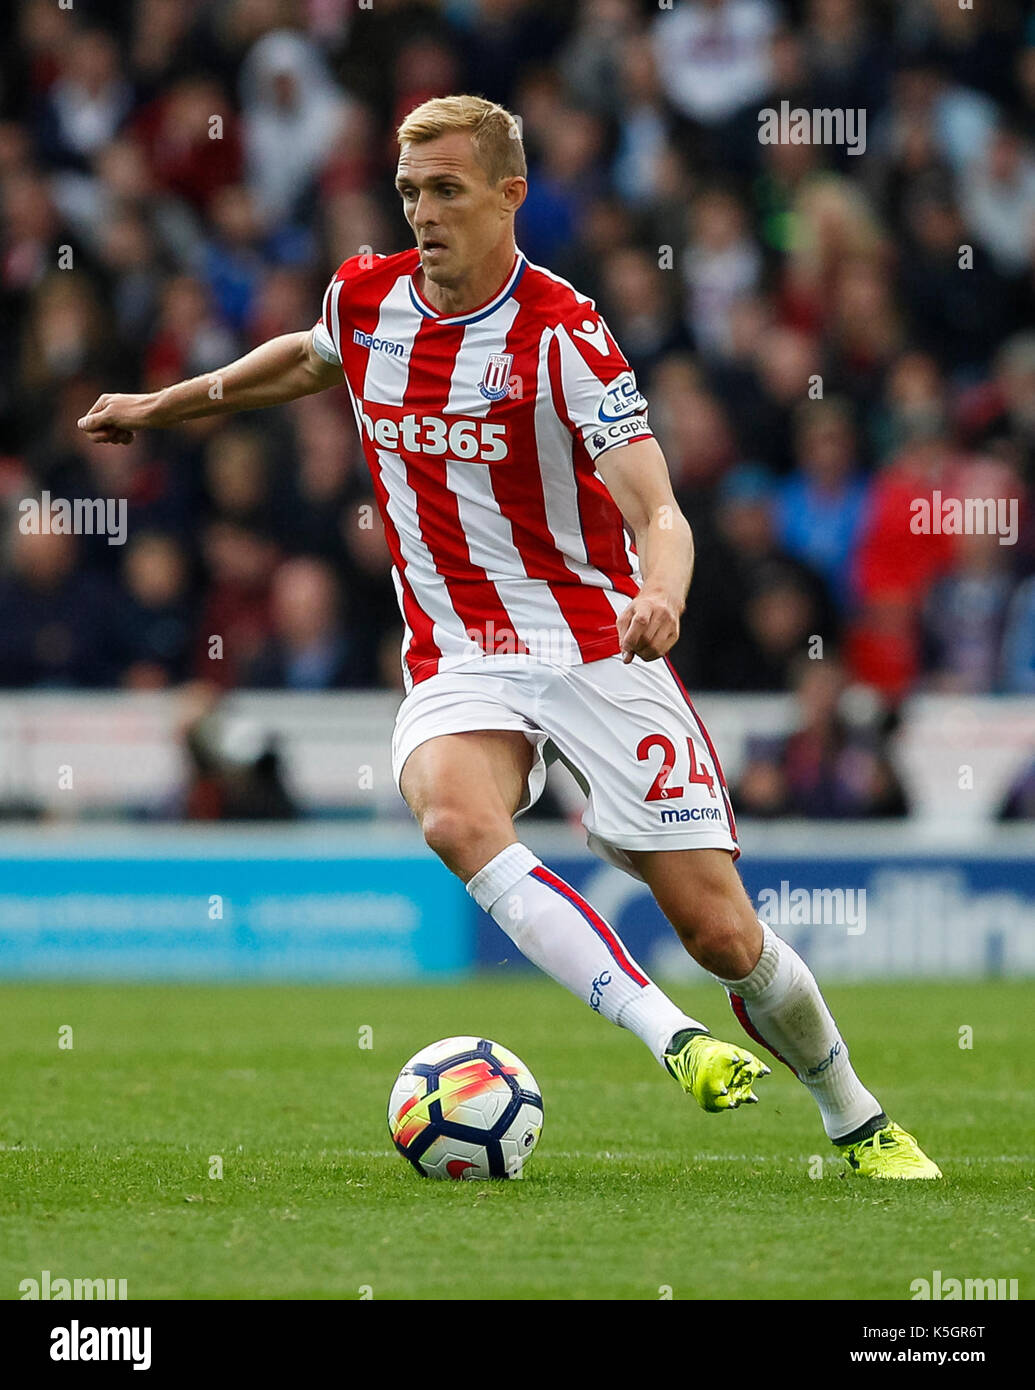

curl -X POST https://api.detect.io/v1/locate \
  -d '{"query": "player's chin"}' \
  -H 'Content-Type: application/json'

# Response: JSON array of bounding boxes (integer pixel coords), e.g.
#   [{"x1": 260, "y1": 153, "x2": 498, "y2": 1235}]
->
[{"x1": 421, "y1": 251, "x2": 454, "y2": 281}]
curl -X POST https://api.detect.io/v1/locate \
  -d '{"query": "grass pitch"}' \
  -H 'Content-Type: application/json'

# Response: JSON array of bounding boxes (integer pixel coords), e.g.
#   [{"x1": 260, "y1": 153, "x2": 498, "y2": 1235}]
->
[{"x1": 0, "y1": 978, "x2": 1032, "y2": 1300}]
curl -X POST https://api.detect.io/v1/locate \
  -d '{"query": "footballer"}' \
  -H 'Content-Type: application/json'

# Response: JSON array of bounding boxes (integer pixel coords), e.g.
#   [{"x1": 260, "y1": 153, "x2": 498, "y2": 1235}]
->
[{"x1": 79, "y1": 95, "x2": 940, "y2": 1179}]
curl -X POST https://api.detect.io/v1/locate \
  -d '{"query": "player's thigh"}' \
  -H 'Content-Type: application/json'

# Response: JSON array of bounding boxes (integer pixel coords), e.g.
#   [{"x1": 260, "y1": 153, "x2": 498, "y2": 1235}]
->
[{"x1": 399, "y1": 729, "x2": 535, "y2": 828}]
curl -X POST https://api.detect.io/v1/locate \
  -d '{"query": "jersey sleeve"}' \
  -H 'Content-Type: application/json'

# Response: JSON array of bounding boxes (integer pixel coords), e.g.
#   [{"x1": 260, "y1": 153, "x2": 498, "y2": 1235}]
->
[
  {"x1": 552, "y1": 310, "x2": 654, "y2": 462},
  {"x1": 311, "y1": 265, "x2": 346, "y2": 364},
  {"x1": 311, "y1": 253, "x2": 384, "y2": 365},
  {"x1": 312, "y1": 318, "x2": 339, "y2": 364}
]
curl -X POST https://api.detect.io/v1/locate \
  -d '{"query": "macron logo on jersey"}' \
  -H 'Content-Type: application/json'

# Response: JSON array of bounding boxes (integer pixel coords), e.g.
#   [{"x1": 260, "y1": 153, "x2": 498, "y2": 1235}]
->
[
  {"x1": 353, "y1": 329, "x2": 406, "y2": 358},
  {"x1": 570, "y1": 317, "x2": 611, "y2": 354}
]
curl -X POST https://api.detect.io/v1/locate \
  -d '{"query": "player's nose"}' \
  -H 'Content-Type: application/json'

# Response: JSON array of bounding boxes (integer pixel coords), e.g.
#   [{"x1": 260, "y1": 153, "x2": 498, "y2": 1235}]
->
[{"x1": 414, "y1": 193, "x2": 443, "y2": 228}]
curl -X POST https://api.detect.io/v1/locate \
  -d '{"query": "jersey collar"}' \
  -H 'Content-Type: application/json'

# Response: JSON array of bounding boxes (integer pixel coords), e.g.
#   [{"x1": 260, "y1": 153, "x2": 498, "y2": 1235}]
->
[{"x1": 408, "y1": 251, "x2": 526, "y2": 326}]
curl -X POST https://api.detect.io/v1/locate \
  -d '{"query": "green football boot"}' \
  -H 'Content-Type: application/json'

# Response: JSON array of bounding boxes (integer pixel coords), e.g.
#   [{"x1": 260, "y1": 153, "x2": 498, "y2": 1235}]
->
[
  {"x1": 663, "y1": 1029, "x2": 771, "y2": 1112},
  {"x1": 837, "y1": 1121, "x2": 942, "y2": 1179}
]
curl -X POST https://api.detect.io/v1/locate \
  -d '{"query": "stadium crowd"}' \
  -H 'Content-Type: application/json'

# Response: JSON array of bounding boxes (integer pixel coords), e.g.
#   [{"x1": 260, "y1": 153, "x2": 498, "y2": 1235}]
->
[{"x1": 1, "y1": 0, "x2": 1033, "y2": 818}]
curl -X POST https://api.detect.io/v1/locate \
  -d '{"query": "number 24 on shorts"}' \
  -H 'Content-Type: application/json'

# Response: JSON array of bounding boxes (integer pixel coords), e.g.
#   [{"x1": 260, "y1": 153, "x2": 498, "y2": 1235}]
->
[{"x1": 637, "y1": 734, "x2": 716, "y2": 802}]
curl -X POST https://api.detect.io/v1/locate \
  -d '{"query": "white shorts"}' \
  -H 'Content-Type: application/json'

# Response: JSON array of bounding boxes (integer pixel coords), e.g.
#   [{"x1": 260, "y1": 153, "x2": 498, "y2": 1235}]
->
[{"x1": 391, "y1": 653, "x2": 739, "y2": 882}]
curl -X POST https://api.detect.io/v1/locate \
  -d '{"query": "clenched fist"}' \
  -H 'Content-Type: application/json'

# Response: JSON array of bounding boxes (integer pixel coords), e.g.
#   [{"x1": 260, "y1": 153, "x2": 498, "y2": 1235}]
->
[
  {"x1": 77, "y1": 393, "x2": 155, "y2": 445},
  {"x1": 616, "y1": 590, "x2": 682, "y2": 663}
]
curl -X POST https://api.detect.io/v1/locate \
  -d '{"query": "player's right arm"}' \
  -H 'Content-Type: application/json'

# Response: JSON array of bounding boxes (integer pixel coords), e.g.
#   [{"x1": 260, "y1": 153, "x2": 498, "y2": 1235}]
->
[{"x1": 77, "y1": 329, "x2": 342, "y2": 445}]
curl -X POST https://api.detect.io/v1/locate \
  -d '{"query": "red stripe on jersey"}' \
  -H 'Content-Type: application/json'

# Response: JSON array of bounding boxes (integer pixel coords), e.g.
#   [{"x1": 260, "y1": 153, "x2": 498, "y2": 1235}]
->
[
  {"x1": 335, "y1": 264, "x2": 443, "y2": 686},
  {"x1": 546, "y1": 334, "x2": 639, "y2": 599},
  {"x1": 479, "y1": 289, "x2": 628, "y2": 661},
  {"x1": 400, "y1": 316, "x2": 527, "y2": 658},
  {"x1": 530, "y1": 865, "x2": 650, "y2": 987}
]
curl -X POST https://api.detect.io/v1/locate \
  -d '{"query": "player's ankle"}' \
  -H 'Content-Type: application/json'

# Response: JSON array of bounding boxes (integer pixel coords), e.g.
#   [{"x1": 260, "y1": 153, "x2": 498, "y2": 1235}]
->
[
  {"x1": 832, "y1": 1110, "x2": 889, "y2": 1147},
  {"x1": 665, "y1": 1026, "x2": 710, "y2": 1054}
]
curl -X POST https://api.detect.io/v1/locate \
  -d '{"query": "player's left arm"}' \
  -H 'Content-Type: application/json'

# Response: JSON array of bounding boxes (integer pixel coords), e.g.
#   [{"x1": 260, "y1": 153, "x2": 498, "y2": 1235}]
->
[{"x1": 595, "y1": 436, "x2": 694, "y2": 663}]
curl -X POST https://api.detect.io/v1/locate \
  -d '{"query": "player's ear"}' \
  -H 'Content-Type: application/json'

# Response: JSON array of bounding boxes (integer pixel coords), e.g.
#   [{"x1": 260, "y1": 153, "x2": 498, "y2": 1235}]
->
[{"x1": 500, "y1": 176, "x2": 527, "y2": 217}]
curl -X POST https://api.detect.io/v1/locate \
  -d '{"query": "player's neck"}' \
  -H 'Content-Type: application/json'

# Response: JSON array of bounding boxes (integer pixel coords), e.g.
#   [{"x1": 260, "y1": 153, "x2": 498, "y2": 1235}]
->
[{"x1": 416, "y1": 242, "x2": 518, "y2": 317}]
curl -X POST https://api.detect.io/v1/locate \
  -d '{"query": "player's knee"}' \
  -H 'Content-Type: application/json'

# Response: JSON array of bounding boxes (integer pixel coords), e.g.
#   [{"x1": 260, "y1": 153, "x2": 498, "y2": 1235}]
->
[
  {"x1": 699, "y1": 933, "x2": 757, "y2": 980},
  {"x1": 418, "y1": 804, "x2": 469, "y2": 860},
  {"x1": 418, "y1": 803, "x2": 509, "y2": 872},
  {"x1": 671, "y1": 899, "x2": 759, "y2": 979}
]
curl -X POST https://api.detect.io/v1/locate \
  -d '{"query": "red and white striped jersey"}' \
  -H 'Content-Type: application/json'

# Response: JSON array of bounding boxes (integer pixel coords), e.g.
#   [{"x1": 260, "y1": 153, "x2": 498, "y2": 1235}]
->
[{"x1": 312, "y1": 247, "x2": 653, "y2": 692}]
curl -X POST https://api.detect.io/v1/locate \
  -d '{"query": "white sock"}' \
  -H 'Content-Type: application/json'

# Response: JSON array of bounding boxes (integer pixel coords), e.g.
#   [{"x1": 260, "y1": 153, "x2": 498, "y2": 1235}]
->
[
  {"x1": 466, "y1": 843, "x2": 705, "y2": 1065},
  {"x1": 715, "y1": 921, "x2": 883, "y2": 1140}
]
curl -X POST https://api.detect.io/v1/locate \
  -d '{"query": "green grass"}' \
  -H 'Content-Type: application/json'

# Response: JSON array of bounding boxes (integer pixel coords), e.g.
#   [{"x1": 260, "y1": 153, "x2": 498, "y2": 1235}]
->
[{"x1": 1, "y1": 979, "x2": 1032, "y2": 1300}]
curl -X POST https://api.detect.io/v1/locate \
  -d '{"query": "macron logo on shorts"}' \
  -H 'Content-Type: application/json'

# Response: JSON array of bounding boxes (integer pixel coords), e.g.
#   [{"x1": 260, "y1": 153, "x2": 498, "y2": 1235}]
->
[{"x1": 660, "y1": 806, "x2": 723, "y2": 823}]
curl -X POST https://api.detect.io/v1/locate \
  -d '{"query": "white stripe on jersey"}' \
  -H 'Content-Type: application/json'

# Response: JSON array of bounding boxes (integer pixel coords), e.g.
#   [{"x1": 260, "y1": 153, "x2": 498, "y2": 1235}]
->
[
  {"x1": 355, "y1": 280, "x2": 462, "y2": 669},
  {"x1": 446, "y1": 461, "x2": 577, "y2": 658},
  {"x1": 361, "y1": 275, "x2": 413, "y2": 406},
  {"x1": 534, "y1": 325, "x2": 594, "y2": 577},
  {"x1": 326, "y1": 278, "x2": 344, "y2": 362},
  {"x1": 554, "y1": 323, "x2": 605, "y2": 409},
  {"x1": 620, "y1": 521, "x2": 640, "y2": 582},
  {"x1": 338, "y1": 312, "x2": 453, "y2": 691},
  {"x1": 375, "y1": 442, "x2": 465, "y2": 665},
  {"x1": 390, "y1": 550, "x2": 415, "y2": 695},
  {"x1": 443, "y1": 298, "x2": 521, "y2": 417}
]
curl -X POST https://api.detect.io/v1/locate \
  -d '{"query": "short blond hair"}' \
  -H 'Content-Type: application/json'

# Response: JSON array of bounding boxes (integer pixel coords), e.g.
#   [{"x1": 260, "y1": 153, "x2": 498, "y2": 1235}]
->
[{"x1": 397, "y1": 95, "x2": 526, "y2": 185}]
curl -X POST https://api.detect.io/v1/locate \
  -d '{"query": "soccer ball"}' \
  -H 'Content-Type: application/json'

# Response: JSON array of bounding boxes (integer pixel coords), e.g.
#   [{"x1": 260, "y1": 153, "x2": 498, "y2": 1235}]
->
[{"x1": 388, "y1": 1036, "x2": 544, "y2": 1180}]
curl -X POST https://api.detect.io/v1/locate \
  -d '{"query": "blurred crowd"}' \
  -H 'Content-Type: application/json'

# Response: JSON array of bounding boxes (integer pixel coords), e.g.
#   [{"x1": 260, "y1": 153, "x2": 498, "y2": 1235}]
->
[{"x1": 1, "y1": 0, "x2": 1034, "y2": 819}]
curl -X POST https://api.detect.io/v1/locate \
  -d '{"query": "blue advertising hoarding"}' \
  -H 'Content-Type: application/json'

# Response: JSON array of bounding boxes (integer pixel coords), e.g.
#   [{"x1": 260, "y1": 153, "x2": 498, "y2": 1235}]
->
[
  {"x1": 1, "y1": 825, "x2": 1032, "y2": 981},
  {"x1": 0, "y1": 829, "x2": 472, "y2": 980}
]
